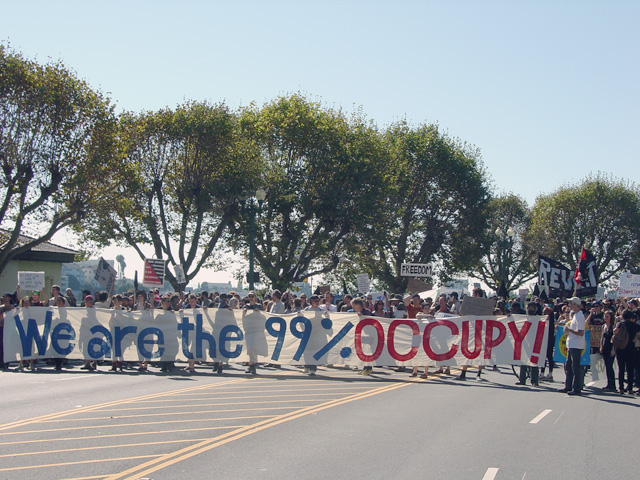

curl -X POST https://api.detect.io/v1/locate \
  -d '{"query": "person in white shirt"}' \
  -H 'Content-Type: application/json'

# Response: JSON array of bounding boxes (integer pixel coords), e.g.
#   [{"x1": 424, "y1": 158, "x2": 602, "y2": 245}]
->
[
  {"x1": 559, "y1": 296, "x2": 585, "y2": 396},
  {"x1": 319, "y1": 292, "x2": 337, "y2": 313}
]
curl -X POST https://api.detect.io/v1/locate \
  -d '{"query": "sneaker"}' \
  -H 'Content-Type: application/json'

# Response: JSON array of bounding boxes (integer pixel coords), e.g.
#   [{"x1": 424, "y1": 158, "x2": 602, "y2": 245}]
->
[
  {"x1": 475, "y1": 374, "x2": 482, "y2": 381},
  {"x1": 445, "y1": 367, "x2": 451, "y2": 375},
  {"x1": 361, "y1": 369, "x2": 372, "y2": 376}
]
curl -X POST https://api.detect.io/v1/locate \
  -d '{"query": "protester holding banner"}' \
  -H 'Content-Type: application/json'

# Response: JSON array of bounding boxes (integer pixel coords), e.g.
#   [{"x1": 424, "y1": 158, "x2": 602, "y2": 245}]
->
[
  {"x1": 243, "y1": 292, "x2": 263, "y2": 375},
  {"x1": 0, "y1": 292, "x2": 15, "y2": 370},
  {"x1": 48, "y1": 285, "x2": 69, "y2": 307}
]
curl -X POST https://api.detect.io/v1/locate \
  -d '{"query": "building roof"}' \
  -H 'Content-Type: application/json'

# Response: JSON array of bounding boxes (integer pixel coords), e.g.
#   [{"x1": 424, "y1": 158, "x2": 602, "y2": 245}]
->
[{"x1": 1, "y1": 229, "x2": 78, "y2": 262}]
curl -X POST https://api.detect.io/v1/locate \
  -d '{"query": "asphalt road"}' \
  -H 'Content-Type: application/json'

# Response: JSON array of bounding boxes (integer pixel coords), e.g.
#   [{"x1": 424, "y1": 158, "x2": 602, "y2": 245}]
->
[{"x1": 0, "y1": 362, "x2": 638, "y2": 480}]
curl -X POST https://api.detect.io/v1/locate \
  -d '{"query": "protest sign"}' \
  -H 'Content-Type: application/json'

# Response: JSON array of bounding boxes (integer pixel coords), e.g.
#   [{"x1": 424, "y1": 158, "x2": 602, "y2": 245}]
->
[
  {"x1": 4, "y1": 308, "x2": 548, "y2": 367},
  {"x1": 589, "y1": 324, "x2": 603, "y2": 349},
  {"x1": 400, "y1": 263, "x2": 434, "y2": 277},
  {"x1": 143, "y1": 259, "x2": 166, "y2": 287},
  {"x1": 618, "y1": 272, "x2": 640, "y2": 297},
  {"x1": 460, "y1": 297, "x2": 496, "y2": 316},
  {"x1": 356, "y1": 274, "x2": 370, "y2": 294},
  {"x1": 94, "y1": 258, "x2": 117, "y2": 291},
  {"x1": 553, "y1": 326, "x2": 590, "y2": 365},
  {"x1": 173, "y1": 264, "x2": 186, "y2": 285},
  {"x1": 17, "y1": 271, "x2": 45, "y2": 292}
]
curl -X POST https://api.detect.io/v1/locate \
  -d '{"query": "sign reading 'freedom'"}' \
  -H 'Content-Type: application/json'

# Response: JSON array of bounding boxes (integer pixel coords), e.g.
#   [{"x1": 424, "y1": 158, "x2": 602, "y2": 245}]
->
[{"x1": 400, "y1": 263, "x2": 434, "y2": 277}]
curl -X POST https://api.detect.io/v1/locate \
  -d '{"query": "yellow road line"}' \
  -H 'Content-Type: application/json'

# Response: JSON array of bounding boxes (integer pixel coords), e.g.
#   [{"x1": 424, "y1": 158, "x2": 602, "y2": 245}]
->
[
  {"x1": 105, "y1": 381, "x2": 413, "y2": 480},
  {"x1": 0, "y1": 415, "x2": 276, "y2": 436},
  {"x1": 0, "y1": 377, "x2": 251, "y2": 432},
  {"x1": 0, "y1": 438, "x2": 207, "y2": 458},
  {"x1": 39, "y1": 405, "x2": 310, "y2": 423},
  {"x1": 175, "y1": 386, "x2": 375, "y2": 395},
  {"x1": 0, "y1": 425, "x2": 243, "y2": 446},
  {"x1": 94, "y1": 398, "x2": 323, "y2": 412},
  {"x1": 59, "y1": 476, "x2": 111, "y2": 480},
  {"x1": 0, "y1": 454, "x2": 163, "y2": 472},
  {"x1": 139, "y1": 392, "x2": 352, "y2": 403}
]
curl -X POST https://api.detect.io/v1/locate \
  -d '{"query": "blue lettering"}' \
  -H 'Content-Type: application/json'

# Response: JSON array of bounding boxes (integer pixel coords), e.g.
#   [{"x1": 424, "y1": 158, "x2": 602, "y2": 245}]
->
[
  {"x1": 14, "y1": 311, "x2": 52, "y2": 356},
  {"x1": 219, "y1": 325, "x2": 243, "y2": 358},
  {"x1": 115, "y1": 326, "x2": 137, "y2": 357},
  {"x1": 178, "y1": 317, "x2": 195, "y2": 359},
  {"x1": 138, "y1": 327, "x2": 165, "y2": 359},
  {"x1": 51, "y1": 323, "x2": 76, "y2": 355},
  {"x1": 196, "y1": 314, "x2": 216, "y2": 359},
  {"x1": 88, "y1": 325, "x2": 112, "y2": 359}
]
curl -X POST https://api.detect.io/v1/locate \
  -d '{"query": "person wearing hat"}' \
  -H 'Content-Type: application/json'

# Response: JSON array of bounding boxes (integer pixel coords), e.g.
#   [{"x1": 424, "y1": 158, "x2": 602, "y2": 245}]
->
[{"x1": 558, "y1": 296, "x2": 586, "y2": 395}]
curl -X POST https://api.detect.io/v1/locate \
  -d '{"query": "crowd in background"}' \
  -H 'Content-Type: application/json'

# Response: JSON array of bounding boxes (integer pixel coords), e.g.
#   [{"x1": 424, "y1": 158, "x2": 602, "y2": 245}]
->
[{"x1": 1, "y1": 284, "x2": 639, "y2": 397}]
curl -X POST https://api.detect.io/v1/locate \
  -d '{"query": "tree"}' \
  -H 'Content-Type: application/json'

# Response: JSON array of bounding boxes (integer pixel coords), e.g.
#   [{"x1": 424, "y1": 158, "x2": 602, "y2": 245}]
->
[
  {"x1": 468, "y1": 193, "x2": 535, "y2": 293},
  {"x1": 350, "y1": 121, "x2": 491, "y2": 293},
  {"x1": 82, "y1": 101, "x2": 261, "y2": 290},
  {"x1": 526, "y1": 174, "x2": 640, "y2": 284},
  {"x1": 229, "y1": 94, "x2": 388, "y2": 291},
  {"x1": 0, "y1": 45, "x2": 119, "y2": 275}
]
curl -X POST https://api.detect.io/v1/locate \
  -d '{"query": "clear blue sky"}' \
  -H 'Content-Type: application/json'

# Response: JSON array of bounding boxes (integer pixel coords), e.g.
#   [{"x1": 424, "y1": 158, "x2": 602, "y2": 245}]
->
[{"x1": 2, "y1": 0, "x2": 638, "y2": 285}]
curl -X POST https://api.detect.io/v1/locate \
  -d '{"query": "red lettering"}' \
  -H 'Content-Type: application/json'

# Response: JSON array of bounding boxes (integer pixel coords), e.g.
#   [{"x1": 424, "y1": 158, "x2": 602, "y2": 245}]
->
[
  {"x1": 530, "y1": 320, "x2": 546, "y2": 364},
  {"x1": 507, "y1": 320, "x2": 532, "y2": 361},
  {"x1": 423, "y1": 320, "x2": 459, "y2": 361},
  {"x1": 461, "y1": 320, "x2": 483, "y2": 359},
  {"x1": 354, "y1": 318, "x2": 385, "y2": 362},
  {"x1": 484, "y1": 320, "x2": 507, "y2": 359},
  {"x1": 387, "y1": 320, "x2": 420, "y2": 361}
]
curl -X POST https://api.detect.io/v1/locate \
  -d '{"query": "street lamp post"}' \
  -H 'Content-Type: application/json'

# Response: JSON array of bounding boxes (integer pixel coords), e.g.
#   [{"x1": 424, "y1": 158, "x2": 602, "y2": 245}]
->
[
  {"x1": 495, "y1": 226, "x2": 515, "y2": 295},
  {"x1": 248, "y1": 188, "x2": 266, "y2": 291}
]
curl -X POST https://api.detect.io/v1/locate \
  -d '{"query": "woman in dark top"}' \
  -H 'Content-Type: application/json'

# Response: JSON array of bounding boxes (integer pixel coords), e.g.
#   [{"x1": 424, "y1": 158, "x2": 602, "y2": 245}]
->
[{"x1": 600, "y1": 310, "x2": 616, "y2": 391}]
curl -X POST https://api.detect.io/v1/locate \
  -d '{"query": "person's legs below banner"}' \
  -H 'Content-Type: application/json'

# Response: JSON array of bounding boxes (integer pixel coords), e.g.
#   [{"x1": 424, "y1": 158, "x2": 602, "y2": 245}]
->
[{"x1": 567, "y1": 348, "x2": 583, "y2": 395}]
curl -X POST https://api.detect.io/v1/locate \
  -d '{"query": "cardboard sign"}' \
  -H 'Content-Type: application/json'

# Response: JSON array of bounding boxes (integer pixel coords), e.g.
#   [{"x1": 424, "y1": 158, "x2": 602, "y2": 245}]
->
[
  {"x1": 408, "y1": 278, "x2": 432, "y2": 293},
  {"x1": 356, "y1": 274, "x2": 370, "y2": 294},
  {"x1": 17, "y1": 271, "x2": 45, "y2": 291},
  {"x1": 618, "y1": 272, "x2": 640, "y2": 297},
  {"x1": 460, "y1": 296, "x2": 496, "y2": 316},
  {"x1": 173, "y1": 264, "x2": 186, "y2": 285},
  {"x1": 94, "y1": 258, "x2": 117, "y2": 291}
]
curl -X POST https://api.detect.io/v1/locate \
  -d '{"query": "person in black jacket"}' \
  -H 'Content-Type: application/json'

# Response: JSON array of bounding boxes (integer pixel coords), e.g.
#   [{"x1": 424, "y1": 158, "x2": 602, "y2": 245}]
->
[
  {"x1": 600, "y1": 310, "x2": 617, "y2": 391},
  {"x1": 614, "y1": 309, "x2": 640, "y2": 395}
]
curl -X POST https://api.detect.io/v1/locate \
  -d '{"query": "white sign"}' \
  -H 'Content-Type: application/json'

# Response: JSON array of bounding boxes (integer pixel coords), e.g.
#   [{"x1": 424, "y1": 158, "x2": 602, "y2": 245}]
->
[
  {"x1": 94, "y1": 258, "x2": 117, "y2": 292},
  {"x1": 173, "y1": 264, "x2": 186, "y2": 285},
  {"x1": 618, "y1": 272, "x2": 640, "y2": 297},
  {"x1": 400, "y1": 263, "x2": 434, "y2": 277},
  {"x1": 17, "y1": 271, "x2": 45, "y2": 291},
  {"x1": 356, "y1": 274, "x2": 370, "y2": 294}
]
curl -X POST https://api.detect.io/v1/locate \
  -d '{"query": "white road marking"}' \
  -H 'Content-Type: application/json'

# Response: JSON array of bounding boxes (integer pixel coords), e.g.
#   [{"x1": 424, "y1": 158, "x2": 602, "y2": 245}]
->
[
  {"x1": 529, "y1": 409, "x2": 552, "y2": 424},
  {"x1": 482, "y1": 467, "x2": 499, "y2": 480},
  {"x1": 553, "y1": 410, "x2": 565, "y2": 424}
]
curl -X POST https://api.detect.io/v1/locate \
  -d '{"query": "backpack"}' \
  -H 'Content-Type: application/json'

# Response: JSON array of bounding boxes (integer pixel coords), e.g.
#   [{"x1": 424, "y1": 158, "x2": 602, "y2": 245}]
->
[{"x1": 612, "y1": 322, "x2": 629, "y2": 350}]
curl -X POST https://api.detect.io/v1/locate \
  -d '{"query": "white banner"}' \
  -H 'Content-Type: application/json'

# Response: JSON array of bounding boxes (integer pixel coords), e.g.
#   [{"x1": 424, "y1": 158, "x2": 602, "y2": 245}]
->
[
  {"x1": 17, "y1": 271, "x2": 45, "y2": 291},
  {"x1": 618, "y1": 272, "x2": 640, "y2": 297},
  {"x1": 2, "y1": 308, "x2": 548, "y2": 367}
]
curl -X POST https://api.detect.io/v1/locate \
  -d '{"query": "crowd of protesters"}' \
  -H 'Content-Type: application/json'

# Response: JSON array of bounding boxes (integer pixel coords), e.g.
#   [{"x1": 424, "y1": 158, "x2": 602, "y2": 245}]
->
[{"x1": 1, "y1": 284, "x2": 639, "y2": 397}]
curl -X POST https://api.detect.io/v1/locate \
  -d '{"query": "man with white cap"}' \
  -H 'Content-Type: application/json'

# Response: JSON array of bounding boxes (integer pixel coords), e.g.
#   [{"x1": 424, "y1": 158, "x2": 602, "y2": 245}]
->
[{"x1": 559, "y1": 296, "x2": 586, "y2": 395}]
